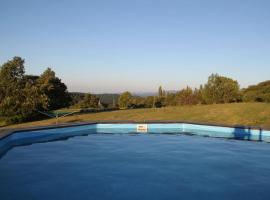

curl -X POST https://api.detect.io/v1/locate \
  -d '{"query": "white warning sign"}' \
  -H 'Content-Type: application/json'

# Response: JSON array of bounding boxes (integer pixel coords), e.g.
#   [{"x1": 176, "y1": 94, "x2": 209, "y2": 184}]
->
[{"x1": 137, "y1": 124, "x2": 148, "y2": 132}]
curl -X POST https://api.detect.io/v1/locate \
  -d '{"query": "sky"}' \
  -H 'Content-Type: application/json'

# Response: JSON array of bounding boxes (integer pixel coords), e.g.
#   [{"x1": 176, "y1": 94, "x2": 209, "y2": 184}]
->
[{"x1": 1, "y1": 0, "x2": 270, "y2": 93}]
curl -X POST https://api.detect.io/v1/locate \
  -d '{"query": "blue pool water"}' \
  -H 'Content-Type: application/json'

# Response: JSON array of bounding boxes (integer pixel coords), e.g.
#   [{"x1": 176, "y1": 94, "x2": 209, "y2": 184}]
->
[{"x1": 0, "y1": 129, "x2": 270, "y2": 200}]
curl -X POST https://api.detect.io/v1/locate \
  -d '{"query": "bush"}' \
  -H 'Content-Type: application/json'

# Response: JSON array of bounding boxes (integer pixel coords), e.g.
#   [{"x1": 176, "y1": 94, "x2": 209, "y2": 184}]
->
[
  {"x1": 202, "y1": 74, "x2": 241, "y2": 104},
  {"x1": 243, "y1": 80, "x2": 270, "y2": 103}
]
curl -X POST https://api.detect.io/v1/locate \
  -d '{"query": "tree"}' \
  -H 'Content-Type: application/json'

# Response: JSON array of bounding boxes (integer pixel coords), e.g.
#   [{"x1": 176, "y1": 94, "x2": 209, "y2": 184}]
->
[
  {"x1": 0, "y1": 56, "x2": 24, "y2": 81},
  {"x1": 176, "y1": 86, "x2": 197, "y2": 105},
  {"x1": 165, "y1": 93, "x2": 178, "y2": 106},
  {"x1": 130, "y1": 96, "x2": 146, "y2": 108},
  {"x1": 20, "y1": 79, "x2": 48, "y2": 119},
  {"x1": 0, "y1": 57, "x2": 47, "y2": 123},
  {"x1": 37, "y1": 68, "x2": 71, "y2": 110},
  {"x1": 0, "y1": 57, "x2": 73, "y2": 124},
  {"x1": 194, "y1": 85, "x2": 204, "y2": 104},
  {"x1": 78, "y1": 94, "x2": 99, "y2": 108},
  {"x1": 158, "y1": 86, "x2": 163, "y2": 97},
  {"x1": 118, "y1": 91, "x2": 132, "y2": 108},
  {"x1": 0, "y1": 57, "x2": 27, "y2": 120},
  {"x1": 155, "y1": 86, "x2": 166, "y2": 107},
  {"x1": 144, "y1": 96, "x2": 155, "y2": 108},
  {"x1": 0, "y1": 57, "x2": 25, "y2": 105},
  {"x1": 202, "y1": 74, "x2": 241, "y2": 104},
  {"x1": 242, "y1": 80, "x2": 270, "y2": 102},
  {"x1": 158, "y1": 86, "x2": 166, "y2": 98}
]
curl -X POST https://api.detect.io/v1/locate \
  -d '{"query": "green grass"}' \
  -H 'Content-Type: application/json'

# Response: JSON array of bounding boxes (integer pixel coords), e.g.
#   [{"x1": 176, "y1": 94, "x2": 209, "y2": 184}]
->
[{"x1": 1, "y1": 103, "x2": 270, "y2": 132}]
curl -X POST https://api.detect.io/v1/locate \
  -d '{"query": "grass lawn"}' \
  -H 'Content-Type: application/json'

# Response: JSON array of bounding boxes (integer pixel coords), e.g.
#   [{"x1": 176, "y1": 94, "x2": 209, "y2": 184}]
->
[{"x1": 1, "y1": 103, "x2": 270, "y2": 132}]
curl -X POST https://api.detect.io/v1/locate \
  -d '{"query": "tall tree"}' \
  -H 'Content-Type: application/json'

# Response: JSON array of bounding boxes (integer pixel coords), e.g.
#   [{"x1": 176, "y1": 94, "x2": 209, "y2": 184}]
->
[
  {"x1": 202, "y1": 74, "x2": 241, "y2": 104},
  {"x1": 0, "y1": 57, "x2": 47, "y2": 123},
  {"x1": 156, "y1": 86, "x2": 166, "y2": 107},
  {"x1": 158, "y1": 86, "x2": 164, "y2": 97},
  {"x1": 0, "y1": 57, "x2": 25, "y2": 103},
  {"x1": 37, "y1": 68, "x2": 71, "y2": 110},
  {"x1": 176, "y1": 86, "x2": 197, "y2": 105},
  {"x1": 118, "y1": 91, "x2": 132, "y2": 108},
  {"x1": 0, "y1": 57, "x2": 25, "y2": 118}
]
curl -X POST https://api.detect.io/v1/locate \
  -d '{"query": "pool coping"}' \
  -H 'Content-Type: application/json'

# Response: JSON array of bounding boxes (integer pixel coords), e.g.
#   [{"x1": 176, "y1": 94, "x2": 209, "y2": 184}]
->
[{"x1": 0, "y1": 120, "x2": 266, "y2": 141}]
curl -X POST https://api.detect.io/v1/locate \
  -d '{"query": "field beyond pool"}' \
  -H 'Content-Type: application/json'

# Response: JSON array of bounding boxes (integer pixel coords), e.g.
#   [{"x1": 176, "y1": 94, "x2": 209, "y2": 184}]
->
[{"x1": 1, "y1": 103, "x2": 270, "y2": 133}]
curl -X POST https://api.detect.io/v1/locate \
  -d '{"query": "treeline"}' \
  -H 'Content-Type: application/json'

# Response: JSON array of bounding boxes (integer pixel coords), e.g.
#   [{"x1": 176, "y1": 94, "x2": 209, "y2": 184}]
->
[
  {"x1": 118, "y1": 74, "x2": 270, "y2": 108},
  {"x1": 1, "y1": 56, "x2": 270, "y2": 124},
  {"x1": 0, "y1": 57, "x2": 70, "y2": 123}
]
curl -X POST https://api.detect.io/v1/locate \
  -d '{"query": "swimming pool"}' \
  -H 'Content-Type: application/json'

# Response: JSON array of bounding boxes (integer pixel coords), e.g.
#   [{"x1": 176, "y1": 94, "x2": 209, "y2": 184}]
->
[{"x1": 0, "y1": 123, "x2": 270, "y2": 200}]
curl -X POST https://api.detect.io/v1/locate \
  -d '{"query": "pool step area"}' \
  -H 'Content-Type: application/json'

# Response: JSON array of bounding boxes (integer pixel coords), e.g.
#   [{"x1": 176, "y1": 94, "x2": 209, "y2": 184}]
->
[{"x1": 0, "y1": 123, "x2": 270, "y2": 156}]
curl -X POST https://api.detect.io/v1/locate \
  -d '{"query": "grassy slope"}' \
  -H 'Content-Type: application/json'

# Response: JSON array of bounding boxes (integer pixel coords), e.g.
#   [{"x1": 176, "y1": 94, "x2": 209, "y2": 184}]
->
[{"x1": 1, "y1": 103, "x2": 270, "y2": 131}]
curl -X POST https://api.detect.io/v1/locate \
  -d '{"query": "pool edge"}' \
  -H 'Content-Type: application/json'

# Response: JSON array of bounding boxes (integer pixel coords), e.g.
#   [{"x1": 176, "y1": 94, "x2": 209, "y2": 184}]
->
[{"x1": 0, "y1": 120, "x2": 267, "y2": 140}]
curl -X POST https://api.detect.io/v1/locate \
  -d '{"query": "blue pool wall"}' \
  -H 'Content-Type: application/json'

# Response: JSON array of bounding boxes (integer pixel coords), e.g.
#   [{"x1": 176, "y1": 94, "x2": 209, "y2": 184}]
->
[{"x1": 0, "y1": 123, "x2": 270, "y2": 155}]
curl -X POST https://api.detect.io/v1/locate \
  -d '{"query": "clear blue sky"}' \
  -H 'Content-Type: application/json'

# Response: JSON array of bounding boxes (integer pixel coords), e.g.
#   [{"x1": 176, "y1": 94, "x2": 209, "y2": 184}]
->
[{"x1": 1, "y1": 0, "x2": 270, "y2": 93}]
